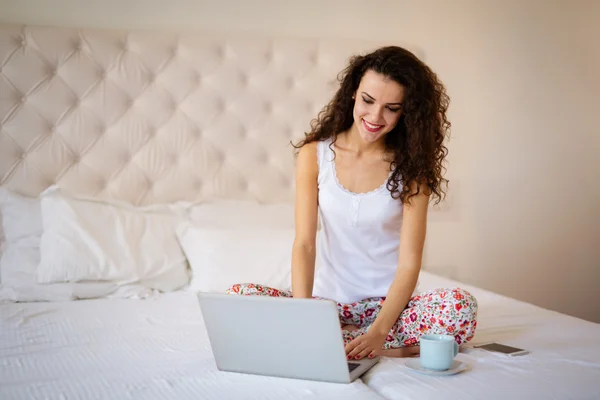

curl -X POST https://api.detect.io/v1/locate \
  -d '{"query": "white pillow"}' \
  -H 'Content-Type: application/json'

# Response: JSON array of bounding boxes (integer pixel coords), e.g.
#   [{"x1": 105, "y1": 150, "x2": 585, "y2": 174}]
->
[
  {"x1": 177, "y1": 222, "x2": 294, "y2": 293},
  {"x1": 36, "y1": 186, "x2": 190, "y2": 292},
  {"x1": 0, "y1": 189, "x2": 42, "y2": 243},
  {"x1": 0, "y1": 188, "x2": 43, "y2": 289},
  {"x1": 0, "y1": 188, "x2": 157, "y2": 301},
  {"x1": 187, "y1": 200, "x2": 296, "y2": 230}
]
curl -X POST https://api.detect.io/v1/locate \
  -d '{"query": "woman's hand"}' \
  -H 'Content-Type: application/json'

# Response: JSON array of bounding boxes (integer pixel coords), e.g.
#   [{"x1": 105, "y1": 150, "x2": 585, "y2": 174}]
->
[{"x1": 345, "y1": 330, "x2": 387, "y2": 360}]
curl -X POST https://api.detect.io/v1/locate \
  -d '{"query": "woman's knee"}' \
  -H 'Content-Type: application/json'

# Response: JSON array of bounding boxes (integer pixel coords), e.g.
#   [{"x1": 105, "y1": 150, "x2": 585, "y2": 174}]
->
[
  {"x1": 225, "y1": 283, "x2": 245, "y2": 295},
  {"x1": 448, "y1": 287, "x2": 478, "y2": 344},
  {"x1": 225, "y1": 283, "x2": 290, "y2": 297},
  {"x1": 451, "y1": 288, "x2": 478, "y2": 318},
  {"x1": 225, "y1": 283, "x2": 263, "y2": 295}
]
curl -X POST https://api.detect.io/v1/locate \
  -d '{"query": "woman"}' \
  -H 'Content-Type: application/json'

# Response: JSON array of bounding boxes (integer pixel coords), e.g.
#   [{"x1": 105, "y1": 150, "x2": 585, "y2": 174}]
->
[{"x1": 227, "y1": 46, "x2": 478, "y2": 360}]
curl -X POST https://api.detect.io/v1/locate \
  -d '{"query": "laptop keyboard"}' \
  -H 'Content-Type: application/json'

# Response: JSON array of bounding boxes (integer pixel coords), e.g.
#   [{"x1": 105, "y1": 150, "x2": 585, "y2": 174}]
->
[{"x1": 348, "y1": 362, "x2": 360, "y2": 372}]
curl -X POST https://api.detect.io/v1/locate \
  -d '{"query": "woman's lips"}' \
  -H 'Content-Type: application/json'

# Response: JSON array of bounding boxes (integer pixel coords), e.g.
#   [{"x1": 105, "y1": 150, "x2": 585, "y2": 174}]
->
[{"x1": 363, "y1": 118, "x2": 384, "y2": 133}]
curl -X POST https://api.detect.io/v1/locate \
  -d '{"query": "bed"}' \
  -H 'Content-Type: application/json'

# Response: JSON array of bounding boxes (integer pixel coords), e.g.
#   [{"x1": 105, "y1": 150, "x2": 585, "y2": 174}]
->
[
  {"x1": 2, "y1": 271, "x2": 599, "y2": 400},
  {"x1": 1, "y1": 23, "x2": 599, "y2": 400}
]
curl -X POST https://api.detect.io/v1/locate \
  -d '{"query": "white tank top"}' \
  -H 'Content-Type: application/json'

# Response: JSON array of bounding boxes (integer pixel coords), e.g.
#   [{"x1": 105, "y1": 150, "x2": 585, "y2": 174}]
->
[{"x1": 312, "y1": 137, "x2": 410, "y2": 304}]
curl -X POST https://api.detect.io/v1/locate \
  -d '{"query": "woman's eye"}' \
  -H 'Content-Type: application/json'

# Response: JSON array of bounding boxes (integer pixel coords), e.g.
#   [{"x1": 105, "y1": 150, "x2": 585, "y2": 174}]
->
[{"x1": 362, "y1": 97, "x2": 400, "y2": 112}]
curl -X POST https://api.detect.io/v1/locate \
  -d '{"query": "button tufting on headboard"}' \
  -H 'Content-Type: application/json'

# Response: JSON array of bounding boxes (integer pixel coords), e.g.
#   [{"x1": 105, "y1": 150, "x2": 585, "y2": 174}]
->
[{"x1": 0, "y1": 23, "x2": 387, "y2": 205}]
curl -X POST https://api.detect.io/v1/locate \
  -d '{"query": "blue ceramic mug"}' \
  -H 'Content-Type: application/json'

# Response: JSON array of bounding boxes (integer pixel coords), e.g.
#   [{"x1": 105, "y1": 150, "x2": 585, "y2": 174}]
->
[{"x1": 420, "y1": 334, "x2": 458, "y2": 370}]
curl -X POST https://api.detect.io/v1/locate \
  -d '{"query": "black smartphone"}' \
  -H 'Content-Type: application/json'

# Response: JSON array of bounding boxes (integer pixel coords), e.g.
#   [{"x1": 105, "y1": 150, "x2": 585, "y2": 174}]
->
[{"x1": 473, "y1": 342, "x2": 529, "y2": 356}]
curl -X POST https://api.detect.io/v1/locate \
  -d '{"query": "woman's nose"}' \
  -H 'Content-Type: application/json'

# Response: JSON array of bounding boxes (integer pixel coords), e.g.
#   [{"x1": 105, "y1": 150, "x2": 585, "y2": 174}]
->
[{"x1": 370, "y1": 106, "x2": 384, "y2": 122}]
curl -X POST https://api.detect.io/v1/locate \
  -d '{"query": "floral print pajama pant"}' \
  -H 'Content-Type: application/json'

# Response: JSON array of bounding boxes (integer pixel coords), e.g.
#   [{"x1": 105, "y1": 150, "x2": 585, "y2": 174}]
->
[{"x1": 226, "y1": 283, "x2": 478, "y2": 349}]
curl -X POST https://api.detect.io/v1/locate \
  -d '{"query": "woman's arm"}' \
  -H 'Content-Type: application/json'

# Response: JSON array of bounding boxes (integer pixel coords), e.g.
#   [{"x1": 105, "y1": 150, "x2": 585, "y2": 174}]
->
[
  {"x1": 290, "y1": 142, "x2": 319, "y2": 299},
  {"x1": 369, "y1": 180, "x2": 431, "y2": 337}
]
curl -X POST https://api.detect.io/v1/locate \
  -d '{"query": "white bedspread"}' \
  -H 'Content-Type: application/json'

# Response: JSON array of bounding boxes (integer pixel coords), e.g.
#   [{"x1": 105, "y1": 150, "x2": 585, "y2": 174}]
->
[
  {"x1": 1, "y1": 272, "x2": 599, "y2": 400},
  {"x1": 0, "y1": 292, "x2": 383, "y2": 400},
  {"x1": 362, "y1": 273, "x2": 600, "y2": 400}
]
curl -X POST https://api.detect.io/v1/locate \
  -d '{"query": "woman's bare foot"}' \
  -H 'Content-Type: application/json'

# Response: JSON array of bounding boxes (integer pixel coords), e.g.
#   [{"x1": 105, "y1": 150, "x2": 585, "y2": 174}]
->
[
  {"x1": 342, "y1": 324, "x2": 361, "y2": 332},
  {"x1": 377, "y1": 346, "x2": 420, "y2": 358}
]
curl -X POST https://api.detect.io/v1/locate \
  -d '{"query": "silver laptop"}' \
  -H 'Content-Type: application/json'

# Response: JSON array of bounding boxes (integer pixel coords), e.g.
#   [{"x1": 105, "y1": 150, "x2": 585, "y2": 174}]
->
[{"x1": 197, "y1": 292, "x2": 380, "y2": 383}]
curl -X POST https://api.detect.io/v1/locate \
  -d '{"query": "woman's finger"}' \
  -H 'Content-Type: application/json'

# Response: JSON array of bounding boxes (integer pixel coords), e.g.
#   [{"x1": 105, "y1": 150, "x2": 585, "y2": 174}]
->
[
  {"x1": 348, "y1": 340, "x2": 369, "y2": 359},
  {"x1": 355, "y1": 347, "x2": 373, "y2": 360},
  {"x1": 344, "y1": 334, "x2": 365, "y2": 353},
  {"x1": 344, "y1": 337, "x2": 360, "y2": 355},
  {"x1": 367, "y1": 350, "x2": 378, "y2": 359},
  {"x1": 346, "y1": 339, "x2": 364, "y2": 358}
]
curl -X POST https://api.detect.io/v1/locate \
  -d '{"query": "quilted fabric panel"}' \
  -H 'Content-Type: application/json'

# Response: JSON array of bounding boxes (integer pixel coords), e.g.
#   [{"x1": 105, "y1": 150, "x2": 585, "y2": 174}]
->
[{"x1": 0, "y1": 24, "x2": 385, "y2": 206}]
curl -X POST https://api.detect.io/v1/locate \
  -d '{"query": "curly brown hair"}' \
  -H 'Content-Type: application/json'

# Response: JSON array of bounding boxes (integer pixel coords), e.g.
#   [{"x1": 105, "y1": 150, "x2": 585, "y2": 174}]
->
[{"x1": 293, "y1": 46, "x2": 451, "y2": 205}]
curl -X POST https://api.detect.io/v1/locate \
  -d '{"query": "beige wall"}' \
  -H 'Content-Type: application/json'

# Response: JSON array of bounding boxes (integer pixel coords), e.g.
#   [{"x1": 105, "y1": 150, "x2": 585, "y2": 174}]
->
[{"x1": 1, "y1": 0, "x2": 598, "y2": 322}]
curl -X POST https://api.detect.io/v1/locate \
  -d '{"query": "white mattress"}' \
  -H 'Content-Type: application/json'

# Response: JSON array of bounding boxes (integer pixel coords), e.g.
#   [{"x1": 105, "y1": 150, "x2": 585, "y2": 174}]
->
[
  {"x1": 1, "y1": 272, "x2": 599, "y2": 400},
  {"x1": 362, "y1": 273, "x2": 600, "y2": 400},
  {"x1": 0, "y1": 291, "x2": 383, "y2": 400}
]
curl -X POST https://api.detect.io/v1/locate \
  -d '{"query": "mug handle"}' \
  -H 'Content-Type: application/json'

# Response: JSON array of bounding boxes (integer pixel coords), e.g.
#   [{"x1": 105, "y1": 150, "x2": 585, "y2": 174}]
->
[{"x1": 453, "y1": 341, "x2": 459, "y2": 357}]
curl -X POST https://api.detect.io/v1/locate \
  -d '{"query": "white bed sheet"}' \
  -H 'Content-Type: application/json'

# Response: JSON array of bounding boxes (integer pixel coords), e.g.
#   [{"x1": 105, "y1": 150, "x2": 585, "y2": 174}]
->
[
  {"x1": 1, "y1": 272, "x2": 599, "y2": 400},
  {"x1": 0, "y1": 291, "x2": 383, "y2": 400},
  {"x1": 362, "y1": 272, "x2": 600, "y2": 400}
]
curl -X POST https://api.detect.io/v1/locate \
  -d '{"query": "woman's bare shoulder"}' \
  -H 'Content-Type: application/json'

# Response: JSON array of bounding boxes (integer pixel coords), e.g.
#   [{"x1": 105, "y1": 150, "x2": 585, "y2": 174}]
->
[{"x1": 296, "y1": 141, "x2": 319, "y2": 172}]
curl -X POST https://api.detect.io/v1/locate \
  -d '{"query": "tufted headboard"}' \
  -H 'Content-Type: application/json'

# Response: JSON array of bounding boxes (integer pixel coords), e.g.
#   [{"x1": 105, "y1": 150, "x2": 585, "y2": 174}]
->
[{"x1": 0, "y1": 24, "x2": 393, "y2": 207}]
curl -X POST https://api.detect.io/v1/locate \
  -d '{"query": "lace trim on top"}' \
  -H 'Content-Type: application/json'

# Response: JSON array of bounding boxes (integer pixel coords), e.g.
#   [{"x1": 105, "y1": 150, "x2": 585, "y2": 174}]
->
[{"x1": 328, "y1": 141, "x2": 392, "y2": 197}]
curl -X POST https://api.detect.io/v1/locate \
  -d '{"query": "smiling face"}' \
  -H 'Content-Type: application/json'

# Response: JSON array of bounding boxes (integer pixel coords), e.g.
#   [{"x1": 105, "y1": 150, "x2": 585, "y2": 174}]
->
[{"x1": 352, "y1": 69, "x2": 405, "y2": 145}]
